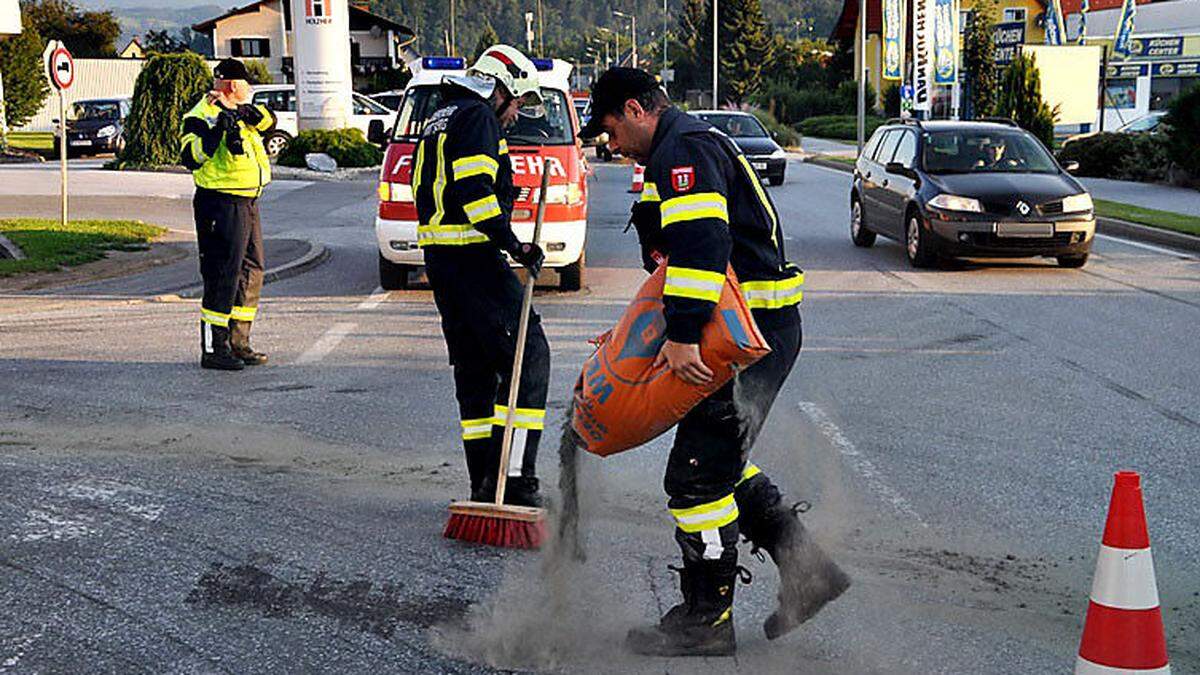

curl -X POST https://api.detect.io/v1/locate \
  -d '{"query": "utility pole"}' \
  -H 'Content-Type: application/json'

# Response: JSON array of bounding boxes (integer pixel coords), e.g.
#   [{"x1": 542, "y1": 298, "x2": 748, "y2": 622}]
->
[
  {"x1": 537, "y1": 0, "x2": 544, "y2": 56},
  {"x1": 614, "y1": 10, "x2": 637, "y2": 68},
  {"x1": 712, "y1": 0, "x2": 718, "y2": 107},
  {"x1": 856, "y1": 0, "x2": 866, "y2": 153},
  {"x1": 663, "y1": 0, "x2": 668, "y2": 76},
  {"x1": 449, "y1": 0, "x2": 455, "y2": 56}
]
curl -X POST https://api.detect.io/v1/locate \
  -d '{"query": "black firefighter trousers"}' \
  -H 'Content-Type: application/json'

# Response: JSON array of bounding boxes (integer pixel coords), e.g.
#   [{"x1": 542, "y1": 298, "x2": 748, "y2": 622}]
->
[
  {"x1": 193, "y1": 187, "x2": 264, "y2": 347},
  {"x1": 425, "y1": 246, "x2": 551, "y2": 493},
  {"x1": 664, "y1": 305, "x2": 802, "y2": 570}
]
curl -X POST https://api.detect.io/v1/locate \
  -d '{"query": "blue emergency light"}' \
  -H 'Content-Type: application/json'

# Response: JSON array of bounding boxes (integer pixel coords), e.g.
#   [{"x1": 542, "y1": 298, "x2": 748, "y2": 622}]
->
[
  {"x1": 423, "y1": 56, "x2": 466, "y2": 70},
  {"x1": 532, "y1": 58, "x2": 554, "y2": 71}
]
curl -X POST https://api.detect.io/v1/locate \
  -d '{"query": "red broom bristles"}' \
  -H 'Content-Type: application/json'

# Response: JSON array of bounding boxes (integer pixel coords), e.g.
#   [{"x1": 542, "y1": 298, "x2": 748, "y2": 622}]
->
[{"x1": 443, "y1": 512, "x2": 545, "y2": 549}]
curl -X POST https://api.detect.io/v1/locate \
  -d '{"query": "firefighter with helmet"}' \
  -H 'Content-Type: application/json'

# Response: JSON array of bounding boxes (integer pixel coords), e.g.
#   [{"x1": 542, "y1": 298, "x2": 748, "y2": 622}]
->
[{"x1": 414, "y1": 45, "x2": 550, "y2": 506}]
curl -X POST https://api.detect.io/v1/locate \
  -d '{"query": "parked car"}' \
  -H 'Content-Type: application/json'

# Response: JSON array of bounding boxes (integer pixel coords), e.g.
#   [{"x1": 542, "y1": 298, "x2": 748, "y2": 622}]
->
[
  {"x1": 1061, "y1": 110, "x2": 1168, "y2": 149},
  {"x1": 250, "y1": 85, "x2": 395, "y2": 157},
  {"x1": 689, "y1": 110, "x2": 788, "y2": 185},
  {"x1": 53, "y1": 98, "x2": 131, "y2": 158},
  {"x1": 850, "y1": 119, "x2": 1095, "y2": 268},
  {"x1": 369, "y1": 90, "x2": 404, "y2": 112}
]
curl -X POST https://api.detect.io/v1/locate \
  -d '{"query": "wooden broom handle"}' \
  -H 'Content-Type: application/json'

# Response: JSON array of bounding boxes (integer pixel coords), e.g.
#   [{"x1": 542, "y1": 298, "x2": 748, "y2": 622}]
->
[{"x1": 495, "y1": 168, "x2": 550, "y2": 506}]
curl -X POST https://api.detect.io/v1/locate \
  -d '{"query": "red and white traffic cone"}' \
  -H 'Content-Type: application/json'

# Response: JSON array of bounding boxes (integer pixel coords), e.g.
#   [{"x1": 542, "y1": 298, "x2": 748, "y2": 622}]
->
[
  {"x1": 629, "y1": 163, "x2": 645, "y2": 193},
  {"x1": 1076, "y1": 471, "x2": 1171, "y2": 674}
]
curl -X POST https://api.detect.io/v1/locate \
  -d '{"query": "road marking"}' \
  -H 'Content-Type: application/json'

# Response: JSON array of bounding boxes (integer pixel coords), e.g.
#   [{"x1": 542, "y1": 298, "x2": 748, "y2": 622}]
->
[
  {"x1": 799, "y1": 162, "x2": 855, "y2": 178},
  {"x1": 1095, "y1": 233, "x2": 1198, "y2": 260},
  {"x1": 803, "y1": 347, "x2": 998, "y2": 356},
  {"x1": 357, "y1": 286, "x2": 390, "y2": 310},
  {"x1": 798, "y1": 401, "x2": 928, "y2": 528},
  {"x1": 296, "y1": 322, "x2": 356, "y2": 364}
]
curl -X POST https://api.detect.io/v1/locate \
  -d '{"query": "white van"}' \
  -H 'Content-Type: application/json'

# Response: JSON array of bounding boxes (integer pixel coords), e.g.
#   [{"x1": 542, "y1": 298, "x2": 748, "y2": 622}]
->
[{"x1": 250, "y1": 84, "x2": 395, "y2": 157}]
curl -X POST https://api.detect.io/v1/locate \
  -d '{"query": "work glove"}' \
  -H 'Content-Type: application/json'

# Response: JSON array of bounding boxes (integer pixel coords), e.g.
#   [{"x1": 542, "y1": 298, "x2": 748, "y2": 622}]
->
[
  {"x1": 236, "y1": 104, "x2": 265, "y2": 127},
  {"x1": 509, "y1": 242, "x2": 545, "y2": 276}
]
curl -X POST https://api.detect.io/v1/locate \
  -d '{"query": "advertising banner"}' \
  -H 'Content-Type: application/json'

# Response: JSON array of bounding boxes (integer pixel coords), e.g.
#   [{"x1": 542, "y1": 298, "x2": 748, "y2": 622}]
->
[
  {"x1": 932, "y1": 0, "x2": 958, "y2": 85},
  {"x1": 993, "y1": 21, "x2": 1025, "y2": 65},
  {"x1": 912, "y1": 0, "x2": 932, "y2": 111},
  {"x1": 290, "y1": 0, "x2": 353, "y2": 130},
  {"x1": 882, "y1": 0, "x2": 905, "y2": 81},
  {"x1": 1113, "y1": 0, "x2": 1137, "y2": 58},
  {"x1": 1044, "y1": 0, "x2": 1067, "y2": 46},
  {"x1": 1077, "y1": 0, "x2": 1089, "y2": 44},
  {"x1": 0, "y1": 0, "x2": 21, "y2": 34}
]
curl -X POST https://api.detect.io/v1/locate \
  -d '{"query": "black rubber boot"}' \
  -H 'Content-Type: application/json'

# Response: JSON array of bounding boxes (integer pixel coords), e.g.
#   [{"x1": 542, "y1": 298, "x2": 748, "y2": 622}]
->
[
  {"x1": 626, "y1": 562, "x2": 739, "y2": 657},
  {"x1": 471, "y1": 475, "x2": 543, "y2": 507},
  {"x1": 200, "y1": 322, "x2": 244, "y2": 371},
  {"x1": 230, "y1": 320, "x2": 268, "y2": 365},
  {"x1": 736, "y1": 473, "x2": 850, "y2": 640}
]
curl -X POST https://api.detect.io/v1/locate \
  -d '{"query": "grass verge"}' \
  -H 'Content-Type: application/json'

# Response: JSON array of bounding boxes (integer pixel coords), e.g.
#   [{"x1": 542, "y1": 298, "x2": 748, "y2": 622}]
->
[
  {"x1": 815, "y1": 154, "x2": 857, "y2": 167},
  {"x1": 1093, "y1": 199, "x2": 1200, "y2": 237},
  {"x1": 0, "y1": 218, "x2": 167, "y2": 276},
  {"x1": 4, "y1": 132, "x2": 54, "y2": 153}
]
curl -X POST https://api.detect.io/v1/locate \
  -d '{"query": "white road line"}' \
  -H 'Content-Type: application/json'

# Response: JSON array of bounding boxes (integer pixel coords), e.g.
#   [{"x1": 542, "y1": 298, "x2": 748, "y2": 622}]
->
[
  {"x1": 798, "y1": 401, "x2": 929, "y2": 528},
  {"x1": 803, "y1": 347, "x2": 998, "y2": 356},
  {"x1": 1095, "y1": 233, "x2": 1199, "y2": 260},
  {"x1": 357, "y1": 286, "x2": 390, "y2": 310},
  {"x1": 296, "y1": 322, "x2": 356, "y2": 364}
]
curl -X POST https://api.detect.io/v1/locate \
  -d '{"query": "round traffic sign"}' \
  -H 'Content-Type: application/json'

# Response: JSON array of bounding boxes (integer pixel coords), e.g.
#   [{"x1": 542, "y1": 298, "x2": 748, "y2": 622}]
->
[{"x1": 50, "y1": 45, "x2": 74, "y2": 90}]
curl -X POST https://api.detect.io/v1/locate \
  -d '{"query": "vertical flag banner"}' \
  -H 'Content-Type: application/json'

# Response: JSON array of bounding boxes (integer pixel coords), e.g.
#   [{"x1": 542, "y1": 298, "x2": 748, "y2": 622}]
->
[
  {"x1": 1077, "y1": 0, "x2": 1089, "y2": 44},
  {"x1": 1113, "y1": 0, "x2": 1137, "y2": 58},
  {"x1": 882, "y1": 0, "x2": 906, "y2": 80},
  {"x1": 933, "y1": 0, "x2": 958, "y2": 85},
  {"x1": 1044, "y1": 0, "x2": 1067, "y2": 45},
  {"x1": 912, "y1": 0, "x2": 933, "y2": 110}
]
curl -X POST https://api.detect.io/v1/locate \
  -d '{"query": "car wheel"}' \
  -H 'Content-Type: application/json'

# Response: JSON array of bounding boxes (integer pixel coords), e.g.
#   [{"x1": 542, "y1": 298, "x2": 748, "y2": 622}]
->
[
  {"x1": 559, "y1": 252, "x2": 585, "y2": 291},
  {"x1": 1056, "y1": 253, "x2": 1089, "y2": 268},
  {"x1": 264, "y1": 131, "x2": 291, "y2": 158},
  {"x1": 850, "y1": 198, "x2": 876, "y2": 248},
  {"x1": 768, "y1": 173, "x2": 784, "y2": 186},
  {"x1": 906, "y1": 211, "x2": 938, "y2": 268},
  {"x1": 378, "y1": 253, "x2": 412, "y2": 290}
]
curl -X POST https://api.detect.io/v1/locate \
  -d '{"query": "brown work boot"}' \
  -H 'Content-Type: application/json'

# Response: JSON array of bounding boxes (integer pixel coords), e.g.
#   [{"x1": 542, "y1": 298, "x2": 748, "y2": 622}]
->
[{"x1": 230, "y1": 319, "x2": 267, "y2": 365}]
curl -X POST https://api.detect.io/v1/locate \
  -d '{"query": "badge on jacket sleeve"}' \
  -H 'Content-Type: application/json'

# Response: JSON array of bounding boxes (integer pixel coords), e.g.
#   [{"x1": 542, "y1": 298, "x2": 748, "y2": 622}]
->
[{"x1": 671, "y1": 166, "x2": 695, "y2": 193}]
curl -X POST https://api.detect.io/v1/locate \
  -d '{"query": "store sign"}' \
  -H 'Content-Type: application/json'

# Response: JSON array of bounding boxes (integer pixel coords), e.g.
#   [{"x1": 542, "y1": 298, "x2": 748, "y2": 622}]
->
[
  {"x1": 1106, "y1": 63, "x2": 1149, "y2": 78},
  {"x1": 993, "y1": 22, "x2": 1025, "y2": 65},
  {"x1": 290, "y1": 0, "x2": 352, "y2": 129},
  {"x1": 1152, "y1": 60, "x2": 1200, "y2": 76},
  {"x1": 1130, "y1": 37, "x2": 1184, "y2": 58}
]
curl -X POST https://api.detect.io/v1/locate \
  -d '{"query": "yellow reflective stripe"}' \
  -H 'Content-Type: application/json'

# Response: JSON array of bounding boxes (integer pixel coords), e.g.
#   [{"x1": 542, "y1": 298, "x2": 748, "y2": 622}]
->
[
  {"x1": 741, "y1": 271, "x2": 805, "y2": 309},
  {"x1": 200, "y1": 308, "x2": 230, "y2": 326},
  {"x1": 431, "y1": 134, "x2": 448, "y2": 226},
  {"x1": 253, "y1": 105, "x2": 274, "y2": 131},
  {"x1": 736, "y1": 463, "x2": 762, "y2": 486},
  {"x1": 492, "y1": 404, "x2": 546, "y2": 430},
  {"x1": 497, "y1": 139, "x2": 509, "y2": 155},
  {"x1": 412, "y1": 140, "x2": 426, "y2": 196},
  {"x1": 416, "y1": 224, "x2": 490, "y2": 247},
  {"x1": 452, "y1": 154, "x2": 499, "y2": 181},
  {"x1": 640, "y1": 182, "x2": 661, "y2": 203},
  {"x1": 180, "y1": 134, "x2": 207, "y2": 163},
  {"x1": 670, "y1": 494, "x2": 739, "y2": 533},
  {"x1": 737, "y1": 155, "x2": 780, "y2": 248},
  {"x1": 661, "y1": 192, "x2": 729, "y2": 227},
  {"x1": 463, "y1": 194, "x2": 502, "y2": 224},
  {"x1": 461, "y1": 417, "x2": 494, "y2": 440},
  {"x1": 664, "y1": 266, "x2": 724, "y2": 303},
  {"x1": 230, "y1": 305, "x2": 257, "y2": 322}
]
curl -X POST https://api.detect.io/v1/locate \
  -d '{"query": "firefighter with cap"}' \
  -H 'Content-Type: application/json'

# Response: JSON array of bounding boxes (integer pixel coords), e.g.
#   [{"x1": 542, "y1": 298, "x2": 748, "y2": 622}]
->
[
  {"x1": 579, "y1": 68, "x2": 851, "y2": 656},
  {"x1": 179, "y1": 58, "x2": 275, "y2": 370},
  {"x1": 414, "y1": 45, "x2": 550, "y2": 506}
]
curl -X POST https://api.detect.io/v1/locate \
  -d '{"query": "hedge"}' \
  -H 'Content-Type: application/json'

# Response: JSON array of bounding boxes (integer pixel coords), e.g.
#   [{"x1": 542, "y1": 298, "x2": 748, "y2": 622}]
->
[
  {"x1": 749, "y1": 108, "x2": 801, "y2": 147},
  {"x1": 1057, "y1": 132, "x2": 1169, "y2": 182},
  {"x1": 1165, "y1": 83, "x2": 1200, "y2": 178},
  {"x1": 798, "y1": 115, "x2": 886, "y2": 142},
  {"x1": 276, "y1": 128, "x2": 383, "y2": 169}
]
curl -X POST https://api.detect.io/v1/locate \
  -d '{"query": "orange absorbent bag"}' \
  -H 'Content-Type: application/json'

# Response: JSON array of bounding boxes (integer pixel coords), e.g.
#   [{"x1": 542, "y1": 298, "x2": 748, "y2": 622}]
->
[{"x1": 571, "y1": 263, "x2": 771, "y2": 457}]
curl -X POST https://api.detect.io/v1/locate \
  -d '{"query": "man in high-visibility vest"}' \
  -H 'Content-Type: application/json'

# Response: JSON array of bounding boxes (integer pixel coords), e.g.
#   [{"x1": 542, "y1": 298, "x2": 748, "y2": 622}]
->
[
  {"x1": 580, "y1": 68, "x2": 850, "y2": 656},
  {"x1": 413, "y1": 45, "x2": 550, "y2": 506},
  {"x1": 179, "y1": 58, "x2": 275, "y2": 370}
]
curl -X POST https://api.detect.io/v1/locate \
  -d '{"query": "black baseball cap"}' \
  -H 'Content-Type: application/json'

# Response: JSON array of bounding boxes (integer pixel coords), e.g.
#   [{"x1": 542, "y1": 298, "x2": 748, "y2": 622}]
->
[
  {"x1": 579, "y1": 67, "x2": 662, "y2": 139},
  {"x1": 213, "y1": 58, "x2": 249, "y2": 81}
]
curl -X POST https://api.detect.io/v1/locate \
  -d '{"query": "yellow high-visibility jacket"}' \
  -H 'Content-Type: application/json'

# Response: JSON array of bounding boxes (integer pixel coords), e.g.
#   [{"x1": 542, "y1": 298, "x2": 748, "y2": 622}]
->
[{"x1": 179, "y1": 96, "x2": 274, "y2": 198}]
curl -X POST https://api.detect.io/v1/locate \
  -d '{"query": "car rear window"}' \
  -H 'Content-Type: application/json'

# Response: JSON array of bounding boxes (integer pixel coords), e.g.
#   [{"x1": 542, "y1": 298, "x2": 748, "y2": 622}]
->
[
  {"x1": 923, "y1": 128, "x2": 1059, "y2": 174},
  {"x1": 695, "y1": 113, "x2": 768, "y2": 138},
  {"x1": 392, "y1": 85, "x2": 576, "y2": 146}
]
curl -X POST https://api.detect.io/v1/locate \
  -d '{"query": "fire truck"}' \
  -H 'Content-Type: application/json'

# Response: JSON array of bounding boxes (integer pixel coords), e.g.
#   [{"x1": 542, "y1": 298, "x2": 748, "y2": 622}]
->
[{"x1": 375, "y1": 56, "x2": 589, "y2": 290}]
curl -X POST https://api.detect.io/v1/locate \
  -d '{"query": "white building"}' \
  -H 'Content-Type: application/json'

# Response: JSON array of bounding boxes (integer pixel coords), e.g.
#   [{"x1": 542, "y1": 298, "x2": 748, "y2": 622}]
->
[{"x1": 192, "y1": 0, "x2": 414, "y2": 84}]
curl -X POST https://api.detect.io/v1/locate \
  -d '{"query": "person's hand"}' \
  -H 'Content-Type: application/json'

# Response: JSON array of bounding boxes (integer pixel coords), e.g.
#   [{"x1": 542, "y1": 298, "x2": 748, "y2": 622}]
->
[
  {"x1": 236, "y1": 104, "x2": 264, "y2": 126},
  {"x1": 510, "y1": 242, "x2": 545, "y2": 275},
  {"x1": 215, "y1": 109, "x2": 238, "y2": 132},
  {"x1": 654, "y1": 340, "x2": 713, "y2": 385}
]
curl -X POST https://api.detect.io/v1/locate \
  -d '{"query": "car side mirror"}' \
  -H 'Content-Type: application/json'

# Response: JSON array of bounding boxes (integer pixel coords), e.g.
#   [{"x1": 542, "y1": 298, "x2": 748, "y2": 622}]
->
[
  {"x1": 886, "y1": 161, "x2": 916, "y2": 178},
  {"x1": 1063, "y1": 160, "x2": 1080, "y2": 173},
  {"x1": 367, "y1": 119, "x2": 387, "y2": 147}
]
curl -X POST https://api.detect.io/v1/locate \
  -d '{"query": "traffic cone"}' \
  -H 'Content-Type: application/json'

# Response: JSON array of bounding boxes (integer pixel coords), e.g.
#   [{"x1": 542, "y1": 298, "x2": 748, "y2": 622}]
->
[
  {"x1": 1076, "y1": 471, "x2": 1171, "y2": 674},
  {"x1": 629, "y1": 163, "x2": 645, "y2": 193}
]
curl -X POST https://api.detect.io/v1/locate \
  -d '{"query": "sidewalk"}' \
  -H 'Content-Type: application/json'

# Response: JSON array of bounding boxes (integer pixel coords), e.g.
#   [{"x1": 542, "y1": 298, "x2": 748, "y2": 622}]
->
[
  {"x1": 802, "y1": 136, "x2": 857, "y2": 158},
  {"x1": 1077, "y1": 177, "x2": 1200, "y2": 217}
]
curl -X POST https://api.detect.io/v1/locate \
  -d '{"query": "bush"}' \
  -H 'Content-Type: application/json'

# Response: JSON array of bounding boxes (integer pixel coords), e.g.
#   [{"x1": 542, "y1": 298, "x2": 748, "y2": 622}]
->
[
  {"x1": 798, "y1": 115, "x2": 886, "y2": 141},
  {"x1": 276, "y1": 128, "x2": 383, "y2": 169},
  {"x1": 1165, "y1": 83, "x2": 1200, "y2": 177},
  {"x1": 243, "y1": 58, "x2": 272, "y2": 85},
  {"x1": 114, "y1": 52, "x2": 211, "y2": 169},
  {"x1": 749, "y1": 108, "x2": 801, "y2": 147},
  {"x1": 753, "y1": 78, "x2": 876, "y2": 126},
  {"x1": 1057, "y1": 132, "x2": 1170, "y2": 182},
  {"x1": 882, "y1": 82, "x2": 901, "y2": 118}
]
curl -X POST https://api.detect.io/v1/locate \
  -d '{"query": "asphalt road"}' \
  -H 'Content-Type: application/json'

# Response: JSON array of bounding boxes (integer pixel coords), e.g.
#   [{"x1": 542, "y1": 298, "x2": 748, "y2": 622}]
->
[{"x1": 1, "y1": 159, "x2": 1198, "y2": 674}]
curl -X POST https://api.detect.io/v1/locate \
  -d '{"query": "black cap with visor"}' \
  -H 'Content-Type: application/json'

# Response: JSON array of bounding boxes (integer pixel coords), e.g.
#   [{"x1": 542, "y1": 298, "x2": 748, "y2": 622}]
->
[{"x1": 578, "y1": 67, "x2": 661, "y2": 139}]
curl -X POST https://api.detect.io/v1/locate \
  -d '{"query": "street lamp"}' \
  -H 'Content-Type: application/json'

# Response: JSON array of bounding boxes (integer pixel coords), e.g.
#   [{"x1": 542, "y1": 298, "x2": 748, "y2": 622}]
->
[
  {"x1": 613, "y1": 10, "x2": 637, "y2": 68},
  {"x1": 712, "y1": 0, "x2": 718, "y2": 106},
  {"x1": 597, "y1": 27, "x2": 614, "y2": 69}
]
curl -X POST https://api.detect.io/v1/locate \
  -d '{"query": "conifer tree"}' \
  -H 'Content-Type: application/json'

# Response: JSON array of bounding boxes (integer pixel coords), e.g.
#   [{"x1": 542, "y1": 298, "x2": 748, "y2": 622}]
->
[
  {"x1": 472, "y1": 21, "x2": 500, "y2": 62},
  {"x1": 115, "y1": 52, "x2": 212, "y2": 169},
  {"x1": 962, "y1": 0, "x2": 999, "y2": 119},
  {"x1": 0, "y1": 17, "x2": 49, "y2": 135},
  {"x1": 992, "y1": 52, "x2": 1057, "y2": 147},
  {"x1": 714, "y1": 0, "x2": 774, "y2": 105}
]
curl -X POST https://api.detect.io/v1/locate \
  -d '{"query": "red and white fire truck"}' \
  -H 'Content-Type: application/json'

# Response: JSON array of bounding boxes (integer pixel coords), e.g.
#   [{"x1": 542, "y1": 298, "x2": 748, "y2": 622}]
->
[{"x1": 375, "y1": 56, "x2": 589, "y2": 290}]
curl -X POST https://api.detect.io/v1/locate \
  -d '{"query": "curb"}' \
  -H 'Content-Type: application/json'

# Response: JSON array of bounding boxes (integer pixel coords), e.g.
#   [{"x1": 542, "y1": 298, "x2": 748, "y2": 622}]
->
[
  {"x1": 0, "y1": 233, "x2": 25, "y2": 260},
  {"x1": 167, "y1": 240, "x2": 330, "y2": 300},
  {"x1": 801, "y1": 156, "x2": 1200, "y2": 255}
]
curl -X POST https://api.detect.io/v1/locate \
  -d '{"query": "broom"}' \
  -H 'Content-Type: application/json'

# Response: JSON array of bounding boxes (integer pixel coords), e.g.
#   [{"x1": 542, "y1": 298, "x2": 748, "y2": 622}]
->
[{"x1": 443, "y1": 168, "x2": 551, "y2": 549}]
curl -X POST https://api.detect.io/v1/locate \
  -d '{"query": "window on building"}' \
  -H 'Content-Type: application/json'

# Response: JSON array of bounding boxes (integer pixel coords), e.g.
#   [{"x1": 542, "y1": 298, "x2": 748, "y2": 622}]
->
[
  {"x1": 1105, "y1": 79, "x2": 1137, "y2": 109},
  {"x1": 230, "y1": 38, "x2": 270, "y2": 57},
  {"x1": 1149, "y1": 77, "x2": 1184, "y2": 111},
  {"x1": 1002, "y1": 7, "x2": 1026, "y2": 22}
]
